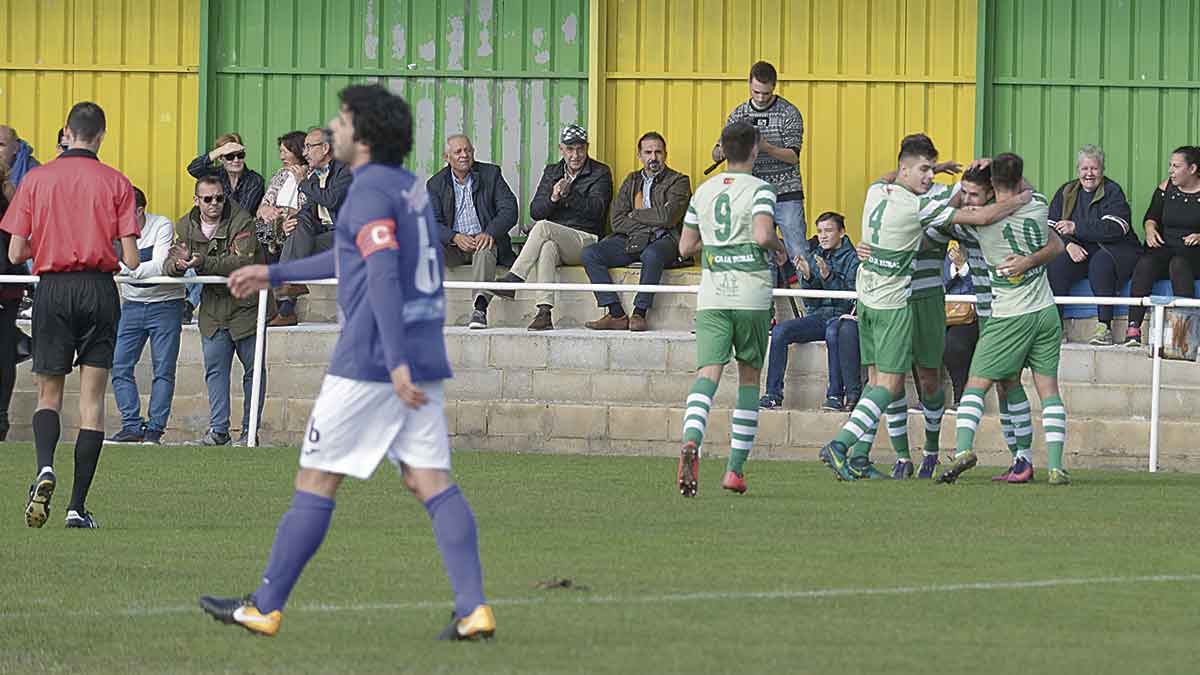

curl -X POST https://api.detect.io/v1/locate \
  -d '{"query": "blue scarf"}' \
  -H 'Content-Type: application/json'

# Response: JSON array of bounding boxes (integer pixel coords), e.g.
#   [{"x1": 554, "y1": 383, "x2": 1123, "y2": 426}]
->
[{"x1": 9, "y1": 139, "x2": 39, "y2": 186}]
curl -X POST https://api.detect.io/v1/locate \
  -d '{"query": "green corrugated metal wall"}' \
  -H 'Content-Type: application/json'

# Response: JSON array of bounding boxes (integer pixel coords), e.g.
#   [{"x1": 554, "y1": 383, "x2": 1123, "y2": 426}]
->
[
  {"x1": 204, "y1": 0, "x2": 587, "y2": 225},
  {"x1": 978, "y1": 0, "x2": 1200, "y2": 235}
]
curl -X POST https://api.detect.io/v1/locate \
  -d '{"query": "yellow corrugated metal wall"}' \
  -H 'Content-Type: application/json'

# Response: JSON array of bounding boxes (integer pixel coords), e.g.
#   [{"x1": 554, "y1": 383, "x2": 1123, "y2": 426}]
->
[
  {"x1": 598, "y1": 0, "x2": 977, "y2": 241},
  {"x1": 0, "y1": 0, "x2": 200, "y2": 219}
]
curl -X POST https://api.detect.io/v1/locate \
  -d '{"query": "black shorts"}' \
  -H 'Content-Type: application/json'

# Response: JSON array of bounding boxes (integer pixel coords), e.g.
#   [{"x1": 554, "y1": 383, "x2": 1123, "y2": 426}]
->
[{"x1": 32, "y1": 272, "x2": 120, "y2": 375}]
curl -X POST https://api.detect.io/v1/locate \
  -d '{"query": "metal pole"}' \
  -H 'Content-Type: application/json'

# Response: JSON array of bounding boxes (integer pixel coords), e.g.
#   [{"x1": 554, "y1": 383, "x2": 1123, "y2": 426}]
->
[
  {"x1": 248, "y1": 288, "x2": 268, "y2": 448},
  {"x1": 1148, "y1": 303, "x2": 1165, "y2": 473}
]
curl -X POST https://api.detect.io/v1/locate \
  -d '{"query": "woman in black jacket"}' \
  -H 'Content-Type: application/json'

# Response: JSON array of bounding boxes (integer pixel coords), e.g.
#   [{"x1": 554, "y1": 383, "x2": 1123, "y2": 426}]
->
[
  {"x1": 1125, "y1": 146, "x2": 1200, "y2": 346},
  {"x1": 1046, "y1": 145, "x2": 1139, "y2": 346}
]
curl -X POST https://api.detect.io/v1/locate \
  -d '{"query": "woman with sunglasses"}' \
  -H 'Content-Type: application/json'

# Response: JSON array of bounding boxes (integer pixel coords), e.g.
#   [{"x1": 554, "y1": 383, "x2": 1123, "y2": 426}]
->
[{"x1": 187, "y1": 132, "x2": 265, "y2": 215}]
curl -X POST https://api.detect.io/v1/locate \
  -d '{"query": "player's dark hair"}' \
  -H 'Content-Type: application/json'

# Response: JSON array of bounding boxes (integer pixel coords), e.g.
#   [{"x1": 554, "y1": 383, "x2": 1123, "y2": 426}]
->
[
  {"x1": 132, "y1": 186, "x2": 147, "y2": 209},
  {"x1": 194, "y1": 176, "x2": 223, "y2": 194},
  {"x1": 962, "y1": 163, "x2": 992, "y2": 187},
  {"x1": 749, "y1": 61, "x2": 777, "y2": 87},
  {"x1": 339, "y1": 84, "x2": 412, "y2": 167},
  {"x1": 815, "y1": 211, "x2": 845, "y2": 230},
  {"x1": 637, "y1": 131, "x2": 666, "y2": 152},
  {"x1": 898, "y1": 133, "x2": 938, "y2": 163},
  {"x1": 278, "y1": 130, "x2": 307, "y2": 165},
  {"x1": 66, "y1": 102, "x2": 106, "y2": 143},
  {"x1": 991, "y1": 153, "x2": 1025, "y2": 191},
  {"x1": 720, "y1": 121, "x2": 760, "y2": 164},
  {"x1": 1173, "y1": 145, "x2": 1200, "y2": 176}
]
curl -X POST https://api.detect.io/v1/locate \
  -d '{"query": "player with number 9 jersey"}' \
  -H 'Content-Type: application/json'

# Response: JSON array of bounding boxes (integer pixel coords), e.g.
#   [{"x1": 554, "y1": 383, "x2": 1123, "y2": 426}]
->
[{"x1": 687, "y1": 172, "x2": 777, "y2": 312}]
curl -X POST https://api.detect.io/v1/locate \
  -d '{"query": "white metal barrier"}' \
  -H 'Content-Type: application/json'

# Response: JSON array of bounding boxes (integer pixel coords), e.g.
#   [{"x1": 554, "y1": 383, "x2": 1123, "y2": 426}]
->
[{"x1": 0, "y1": 273, "x2": 1189, "y2": 471}]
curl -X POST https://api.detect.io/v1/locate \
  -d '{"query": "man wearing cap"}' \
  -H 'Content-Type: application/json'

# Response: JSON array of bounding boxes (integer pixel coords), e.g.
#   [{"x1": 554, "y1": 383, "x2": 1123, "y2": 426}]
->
[{"x1": 494, "y1": 124, "x2": 613, "y2": 330}]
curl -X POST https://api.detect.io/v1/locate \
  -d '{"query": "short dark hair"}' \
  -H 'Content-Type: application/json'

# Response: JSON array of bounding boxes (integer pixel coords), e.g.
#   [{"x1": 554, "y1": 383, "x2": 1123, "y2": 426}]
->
[
  {"x1": 720, "y1": 121, "x2": 760, "y2": 164},
  {"x1": 815, "y1": 211, "x2": 846, "y2": 230},
  {"x1": 338, "y1": 84, "x2": 412, "y2": 167},
  {"x1": 637, "y1": 131, "x2": 666, "y2": 152},
  {"x1": 132, "y1": 186, "x2": 147, "y2": 209},
  {"x1": 898, "y1": 133, "x2": 938, "y2": 163},
  {"x1": 66, "y1": 102, "x2": 106, "y2": 143},
  {"x1": 962, "y1": 163, "x2": 992, "y2": 187},
  {"x1": 1173, "y1": 146, "x2": 1200, "y2": 175},
  {"x1": 278, "y1": 130, "x2": 307, "y2": 164},
  {"x1": 195, "y1": 176, "x2": 223, "y2": 194},
  {"x1": 991, "y1": 152, "x2": 1024, "y2": 191},
  {"x1": 749, "y1": 61, "x2": 777, "y2": 87}
]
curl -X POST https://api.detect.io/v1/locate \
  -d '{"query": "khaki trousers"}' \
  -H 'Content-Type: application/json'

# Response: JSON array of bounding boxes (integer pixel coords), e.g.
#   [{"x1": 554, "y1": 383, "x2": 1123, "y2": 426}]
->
[
  {"x1": 511, "y1": 220, "x2": 598, "y2": 307},
  {"x1": 444, "y1": 244, "x2": 498, "y2": 305}
]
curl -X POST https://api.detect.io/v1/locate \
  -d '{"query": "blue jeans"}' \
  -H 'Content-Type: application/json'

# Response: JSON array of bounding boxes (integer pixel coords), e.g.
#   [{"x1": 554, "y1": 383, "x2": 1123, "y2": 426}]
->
[
  {"x1": 184, "y1": 268, "x2": 202, "y2": 308},
  {"x1": 581, "y1": 235, "x2": 678, "y2": 312},
  {"x1": 111, "y1": 299, "x2": 184, "y2": 433},
  {"x1": 825, "y1": 317, "x2": 862, "y2": 401},
  {"x1": 774, "y1": 199, "x2": 808, "y2": 260},
  {"x1": 764, "y1": 310, "x2": 837, "y2": 399},
  {"x1": 201, "y1": 328, "x2": 265, "y2": 436}
]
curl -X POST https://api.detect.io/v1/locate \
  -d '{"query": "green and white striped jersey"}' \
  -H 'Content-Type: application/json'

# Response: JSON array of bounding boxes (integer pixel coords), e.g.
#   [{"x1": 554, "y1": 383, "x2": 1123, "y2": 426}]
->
[
  {"x1": 910, "y1": 184, "x2": 961, "y2": 300},
  {"x1": 684, "y1": 171, "x2": 776, "y2": 311},
  {"x1": 925, "y1": 223, "x2": 994, "y2": 317},
  {"x1": 963, "y1": 194, "x2": 1054, "y2": 318},
  {"x1": 857, "y1": 181, "x2": 958, "y2": 310}
]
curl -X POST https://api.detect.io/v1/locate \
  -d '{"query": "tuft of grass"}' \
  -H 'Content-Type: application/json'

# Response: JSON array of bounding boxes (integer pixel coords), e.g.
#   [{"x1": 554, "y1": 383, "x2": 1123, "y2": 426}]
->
[{"x1": 1, "y1": 444, "x2": 1197, "y2": 674}]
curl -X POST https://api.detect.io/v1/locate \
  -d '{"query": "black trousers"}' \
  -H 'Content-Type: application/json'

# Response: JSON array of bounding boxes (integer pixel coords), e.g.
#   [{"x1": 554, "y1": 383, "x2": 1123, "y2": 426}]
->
[
  {"x1": 943, "y1": 322, "x2": 980, "y2": 406},
  {"x1": 1128, "y1": 246, "x2": 1200, "y2": 326},
  {"x1": 1047, "y1": 243, "x2": 1139, "y2": 324},
  {"x1": 280, "y1": 220, "x2": 334, "y2": 263}
]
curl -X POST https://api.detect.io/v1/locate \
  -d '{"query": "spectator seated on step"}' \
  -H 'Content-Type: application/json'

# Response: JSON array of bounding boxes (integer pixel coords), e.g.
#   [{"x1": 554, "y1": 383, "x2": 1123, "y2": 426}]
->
[
  {"x1": 759, "y1": 211, "x2": 858, "y2": 410},
  {"x1": 581, "y1": 131, "x2": 691, "y2": 333},
  {"x1": 427, "y1": 134, "x2": 518, "y2": 331},
  {"x1": 492, "y1": 124, "x2": 613, "y2": 331}
]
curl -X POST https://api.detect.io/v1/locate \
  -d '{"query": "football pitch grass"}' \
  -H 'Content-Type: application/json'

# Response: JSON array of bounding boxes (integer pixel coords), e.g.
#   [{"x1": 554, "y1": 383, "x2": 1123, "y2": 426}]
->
[{"x1": 2, "y1": 443, "x2": 1198, "y2": 674}]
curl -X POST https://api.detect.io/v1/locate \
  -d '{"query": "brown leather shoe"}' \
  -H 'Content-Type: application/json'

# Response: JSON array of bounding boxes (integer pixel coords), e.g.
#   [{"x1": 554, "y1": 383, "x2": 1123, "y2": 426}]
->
[
  {"x1": 527, "y1": 310, "x2": 553, "y2": 331},
  {"x1": 628, "y1": 314, "x2": 648, "y2": 332},
  {"x1": 277, "y1": 283, "x2": 310, "y2": 298},
  {"x1": 268, "y1": 313, "x2": 298, "y2": 327},
  {"x1": 585, "y1": 313, "x2": 629, "y2": 331}
]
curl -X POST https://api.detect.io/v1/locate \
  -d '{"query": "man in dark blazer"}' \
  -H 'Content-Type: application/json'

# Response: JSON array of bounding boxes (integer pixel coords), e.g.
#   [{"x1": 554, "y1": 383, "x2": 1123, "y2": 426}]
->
[{"x1": 427, "y1": 134, "x2": 518, "y2": 329}]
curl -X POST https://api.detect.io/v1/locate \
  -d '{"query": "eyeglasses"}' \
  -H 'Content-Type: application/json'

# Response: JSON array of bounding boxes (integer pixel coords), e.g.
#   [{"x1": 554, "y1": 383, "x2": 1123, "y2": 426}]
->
[
  {"x1": 198, "y1": 194, "x2": 226, "y2": 204},
  {"x1": 57, "y1": 143, "x2": 69, "y2": 152},
  {"x1": 303, "y1": 142, "x2": 326, "y2": 150},
  {"x1": 222, "y1": 152, "x2": 246, "y2": 161}
]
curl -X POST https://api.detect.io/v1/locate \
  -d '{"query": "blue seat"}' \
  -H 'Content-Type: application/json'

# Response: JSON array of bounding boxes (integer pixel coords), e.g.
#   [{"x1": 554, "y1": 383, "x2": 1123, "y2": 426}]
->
[{"x1": 1060, "y1": 279, "x2": 1200, "y2": 319}]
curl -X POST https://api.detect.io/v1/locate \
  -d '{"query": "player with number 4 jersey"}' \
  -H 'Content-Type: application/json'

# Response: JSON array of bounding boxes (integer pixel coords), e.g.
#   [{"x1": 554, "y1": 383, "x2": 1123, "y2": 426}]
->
[
  {"x1": 675, "y1": 121, "x2": 788, "y2": 497},
  {"x1": 200, "y1": 85, "x2": 494, "y2": 641}
]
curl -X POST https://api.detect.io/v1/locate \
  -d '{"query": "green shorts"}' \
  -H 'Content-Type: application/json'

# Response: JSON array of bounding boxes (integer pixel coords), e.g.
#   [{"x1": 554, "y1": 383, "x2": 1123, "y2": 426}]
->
[
  {"x1": 858, "y1": 305, "x2": 913, "y2": 374},
  {"x1": 909, "y1": 294, "x2": 946, "y2": 370},
  {"x1": 695, "y1": 309, "x2": 771, "y2": 370},
  {"x1": 969, "y1": 305, "x2": 1062, "y2": 380}
]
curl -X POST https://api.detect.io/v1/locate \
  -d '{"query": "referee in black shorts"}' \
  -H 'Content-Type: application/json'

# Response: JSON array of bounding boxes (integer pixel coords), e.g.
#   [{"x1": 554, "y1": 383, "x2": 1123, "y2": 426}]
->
[{"x1": 0, "y1": 102, "x2": 141, "y2": 529}]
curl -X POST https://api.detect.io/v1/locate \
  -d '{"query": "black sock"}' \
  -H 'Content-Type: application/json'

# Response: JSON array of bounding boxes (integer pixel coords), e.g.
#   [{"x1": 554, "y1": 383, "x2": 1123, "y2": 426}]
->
[
  {"x1": 474, "y1": 296, "x2": 489, "y2": 311},
  {"x1": 608, "y1": 303, "x2": 626, "y2": 318},
  {"x1": 32, "y1": 409, "x2": 60, "y2": 472},
  {"x1": 68, "y1": 429, "x2": 105, "y2": 512},
  {"x1": 536, "y1": 304, "x2": 552, "y2": 315},
  {"x1": 632, "y1": 308, "x2": 646, "y2": 318}
]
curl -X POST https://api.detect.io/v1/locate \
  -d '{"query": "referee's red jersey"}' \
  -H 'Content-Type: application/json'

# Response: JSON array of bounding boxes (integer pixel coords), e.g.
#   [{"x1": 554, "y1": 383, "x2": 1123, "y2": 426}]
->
[{"x1": 0, "y1": 149, "x2": 140, "y2": 274}]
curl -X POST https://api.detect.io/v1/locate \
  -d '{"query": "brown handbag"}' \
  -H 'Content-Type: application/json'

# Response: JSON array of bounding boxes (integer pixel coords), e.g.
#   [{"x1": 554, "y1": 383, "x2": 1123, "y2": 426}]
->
[{"x1": 945, "y1": 301, "x2": 977, "y2": 327}]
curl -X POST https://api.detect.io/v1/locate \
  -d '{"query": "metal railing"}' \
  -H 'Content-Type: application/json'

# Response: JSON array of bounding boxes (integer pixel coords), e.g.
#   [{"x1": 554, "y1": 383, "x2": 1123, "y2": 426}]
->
[{"x1": 0, "y1": 273, "x2": 1192, "y2": 472}]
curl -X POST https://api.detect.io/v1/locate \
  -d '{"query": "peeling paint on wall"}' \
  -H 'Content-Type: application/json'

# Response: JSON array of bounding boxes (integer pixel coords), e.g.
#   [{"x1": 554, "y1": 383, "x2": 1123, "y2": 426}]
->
[
  {"x1": 445, "y1": 95, "x2": 464, "y2": 135},
  {"x1": 558, "y1": 95, "x2": 578, "y2": 126},
  {"x1": 476, "y1": 0, "x2": 494, "y2": 57},
  {"x1": 419, "y1": 40, "x2": 436, "y2": 62},
  {"x1": 562, "y1": 14, "x2": 577, "y2": 44},
  {"x1": 414, "y1": 83, "x2": 436, "y2": 180},
  {"x1": 446, "y1": 16, "x2": 464, "y2": 70},
  {"x1": 391, "y1": 24, "x2": 406, "y2": 62},
  {"x1": 532, "y1": 27, "x2": 549, "y2": 65},
  {"x1": 471, "y1": 80, "x2": 493, "y2": 163},
  {"x1": 529, "y1": 80, "x2": 549, "y2": 179},
  {"x1": 501, "y1": 80, "x2": 523, "y2": 202},
  {"x1": 364, "y1": 0, "x2": 379, "y2": 60}
]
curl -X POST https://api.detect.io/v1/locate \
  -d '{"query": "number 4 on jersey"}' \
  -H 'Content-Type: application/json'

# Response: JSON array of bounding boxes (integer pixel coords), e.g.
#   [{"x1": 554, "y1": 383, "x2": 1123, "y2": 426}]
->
[{"x1": 867, "y1": 201, "x2": 886, "y2": 244}]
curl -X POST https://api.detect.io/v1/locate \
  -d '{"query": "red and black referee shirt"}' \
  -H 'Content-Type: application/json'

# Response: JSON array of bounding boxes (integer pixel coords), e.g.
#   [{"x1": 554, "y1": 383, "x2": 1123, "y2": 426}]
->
[{"x1": 0, "y1": 148, "x2": 140, "y2": 274}]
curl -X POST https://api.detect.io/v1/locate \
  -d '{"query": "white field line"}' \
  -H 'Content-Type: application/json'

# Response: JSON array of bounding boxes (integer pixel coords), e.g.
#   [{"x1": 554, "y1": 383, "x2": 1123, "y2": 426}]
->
[{"x1": 2, "y1": 574, "x2": 1197, "y2": 621}]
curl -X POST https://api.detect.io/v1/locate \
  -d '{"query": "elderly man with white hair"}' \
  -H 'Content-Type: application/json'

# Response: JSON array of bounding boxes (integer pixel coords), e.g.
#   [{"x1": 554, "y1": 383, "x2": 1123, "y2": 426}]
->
[{"x1": 1046, "y1": 144, "x2": 1139, "y2": 346}]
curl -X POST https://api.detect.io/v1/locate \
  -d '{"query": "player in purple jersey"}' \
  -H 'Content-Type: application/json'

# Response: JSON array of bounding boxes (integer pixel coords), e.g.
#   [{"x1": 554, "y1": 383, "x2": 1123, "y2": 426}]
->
[{"x1": 198, "y1": 85, "x2": 494, "y2": 641}]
